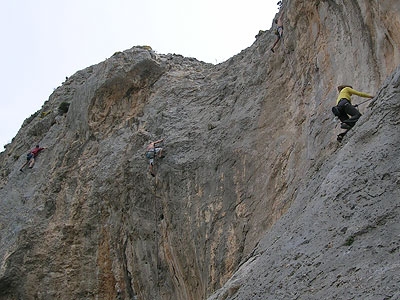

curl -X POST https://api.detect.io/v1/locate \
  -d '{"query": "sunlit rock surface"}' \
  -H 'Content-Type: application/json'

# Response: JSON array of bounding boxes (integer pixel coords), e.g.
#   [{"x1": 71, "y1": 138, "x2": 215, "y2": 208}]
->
[{"x1": 0, "y1": 0, "x2": 399, "y2": 299}]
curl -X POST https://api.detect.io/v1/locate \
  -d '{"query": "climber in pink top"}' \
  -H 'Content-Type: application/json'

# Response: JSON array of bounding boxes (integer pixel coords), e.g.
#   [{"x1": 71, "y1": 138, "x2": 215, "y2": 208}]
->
[{"x1": 20, "y1": 145, "x2": 46, "y2": 171}]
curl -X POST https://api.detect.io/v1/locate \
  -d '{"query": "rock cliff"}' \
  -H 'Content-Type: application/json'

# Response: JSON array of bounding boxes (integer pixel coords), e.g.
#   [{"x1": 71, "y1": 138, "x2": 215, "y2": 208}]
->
[{"x1": 0, "y1": 0, "x2": 399, "y2": 299}]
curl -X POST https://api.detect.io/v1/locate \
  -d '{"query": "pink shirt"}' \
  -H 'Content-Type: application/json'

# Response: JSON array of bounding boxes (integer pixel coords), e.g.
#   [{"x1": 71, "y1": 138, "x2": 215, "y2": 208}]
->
[{"x1": 31, "y1": 147, "x2": 44, "y2": 157}]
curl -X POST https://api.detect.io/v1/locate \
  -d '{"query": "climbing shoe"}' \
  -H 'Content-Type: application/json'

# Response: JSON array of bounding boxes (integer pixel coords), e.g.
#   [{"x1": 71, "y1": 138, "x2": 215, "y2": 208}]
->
[{"x1": 340, "y1": 123, "x2": 352, "y2": 130}]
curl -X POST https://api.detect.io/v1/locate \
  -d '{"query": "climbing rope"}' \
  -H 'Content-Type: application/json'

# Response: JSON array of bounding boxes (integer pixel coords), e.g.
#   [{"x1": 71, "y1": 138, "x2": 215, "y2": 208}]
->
[
  {"x1": 148, "y1": 139, "x2": 165, "y2": 297},
  {"x1": 152, "y1": 153, "x2": 161, "y2": 298},
  {"x1": 354, "y1": 97, "x2": 374, "y2": 107}
]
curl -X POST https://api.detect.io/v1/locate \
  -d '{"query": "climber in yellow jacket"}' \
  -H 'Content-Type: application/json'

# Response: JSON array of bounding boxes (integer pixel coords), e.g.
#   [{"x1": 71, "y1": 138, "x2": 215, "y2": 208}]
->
[{"x1": 332, "y1": 85, "x2": 374, "y2": 129}]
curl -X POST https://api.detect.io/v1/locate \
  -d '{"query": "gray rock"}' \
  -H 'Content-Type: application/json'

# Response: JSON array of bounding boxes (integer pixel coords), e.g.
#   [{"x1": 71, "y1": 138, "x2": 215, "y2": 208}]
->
[
  {"x1": 0, "y1": 1, "x2": 399, "y2": 299},
  {"x1": 208, "y1": 65, "x2": 400, "y2": 300}
]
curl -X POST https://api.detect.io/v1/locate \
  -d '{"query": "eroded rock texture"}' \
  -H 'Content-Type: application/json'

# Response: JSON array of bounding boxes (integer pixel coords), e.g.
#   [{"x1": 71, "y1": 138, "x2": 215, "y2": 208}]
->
[{"x1": 0, "y1": 0, "x2": 399, "y2": 299}]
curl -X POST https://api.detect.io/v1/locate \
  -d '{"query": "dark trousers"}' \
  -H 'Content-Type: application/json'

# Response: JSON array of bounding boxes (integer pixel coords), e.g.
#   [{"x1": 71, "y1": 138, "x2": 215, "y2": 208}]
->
[{"x1": 336, "y1": 98, "x2": 361, "y2": 127}]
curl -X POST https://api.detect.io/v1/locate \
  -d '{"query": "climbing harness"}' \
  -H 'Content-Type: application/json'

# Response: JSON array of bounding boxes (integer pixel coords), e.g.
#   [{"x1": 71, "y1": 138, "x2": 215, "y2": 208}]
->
[
  {"x1": 146, "y1": 151, "x2": 155, "y2": 159},
  {"x1": 147, "y1": 140, "x2": 164, "y2": 177}
]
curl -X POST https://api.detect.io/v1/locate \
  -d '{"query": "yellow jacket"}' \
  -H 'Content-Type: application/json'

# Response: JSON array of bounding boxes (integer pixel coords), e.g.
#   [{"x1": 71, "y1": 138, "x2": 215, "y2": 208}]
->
[{"x1": 336, "y1": 87, "x2": 373, "y2": 104}]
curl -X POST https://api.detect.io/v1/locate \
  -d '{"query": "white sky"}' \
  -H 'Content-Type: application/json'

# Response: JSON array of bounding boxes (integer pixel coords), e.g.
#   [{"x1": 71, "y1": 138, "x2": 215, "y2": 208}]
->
[{"x1": 0, "y1": 0, "x2": 278, "y2": 149}]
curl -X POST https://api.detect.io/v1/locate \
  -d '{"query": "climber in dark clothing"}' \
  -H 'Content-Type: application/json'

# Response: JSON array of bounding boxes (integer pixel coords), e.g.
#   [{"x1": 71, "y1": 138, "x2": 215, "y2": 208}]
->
[
  {"x1": 332, "y1": 85, "x2": 374, "y2": 129},
  {"x1": 271, "y1": 12, "x2": 284, "y2": 53},
  {"x1": 145, "y1": 139, "x2": 164, "y2": 176}
]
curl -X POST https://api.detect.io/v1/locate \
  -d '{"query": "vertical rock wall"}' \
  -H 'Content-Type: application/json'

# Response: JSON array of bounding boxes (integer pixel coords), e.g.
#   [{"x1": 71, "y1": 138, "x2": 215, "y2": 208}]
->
[
  {"x1": 0, "y1": 1, "x2": 399, "y2": 299},
  {"x1": 209, "y1": 63, "x2": 400, "y2": 300}
]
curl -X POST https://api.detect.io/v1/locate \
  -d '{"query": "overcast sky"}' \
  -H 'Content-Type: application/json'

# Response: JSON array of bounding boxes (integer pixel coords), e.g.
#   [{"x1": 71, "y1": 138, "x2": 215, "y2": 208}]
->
[{"x1": 0, "y1": 0, "x2": 279, "y2": 149}]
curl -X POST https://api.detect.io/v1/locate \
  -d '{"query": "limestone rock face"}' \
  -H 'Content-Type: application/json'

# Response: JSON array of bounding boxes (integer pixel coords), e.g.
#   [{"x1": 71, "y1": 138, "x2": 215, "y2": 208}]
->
[
  {"x1": 208, "y1": 66, "x2": 400, "y2": 300},
  {"x1": 0, "y1": 1, "x2": 399, "y2": 299}
]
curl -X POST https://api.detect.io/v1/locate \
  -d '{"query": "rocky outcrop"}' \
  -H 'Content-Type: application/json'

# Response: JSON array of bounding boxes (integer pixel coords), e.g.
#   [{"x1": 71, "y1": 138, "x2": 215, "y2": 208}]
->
[{"x1": 0, "y1": 1, "x2": 399, "y2": 299}]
